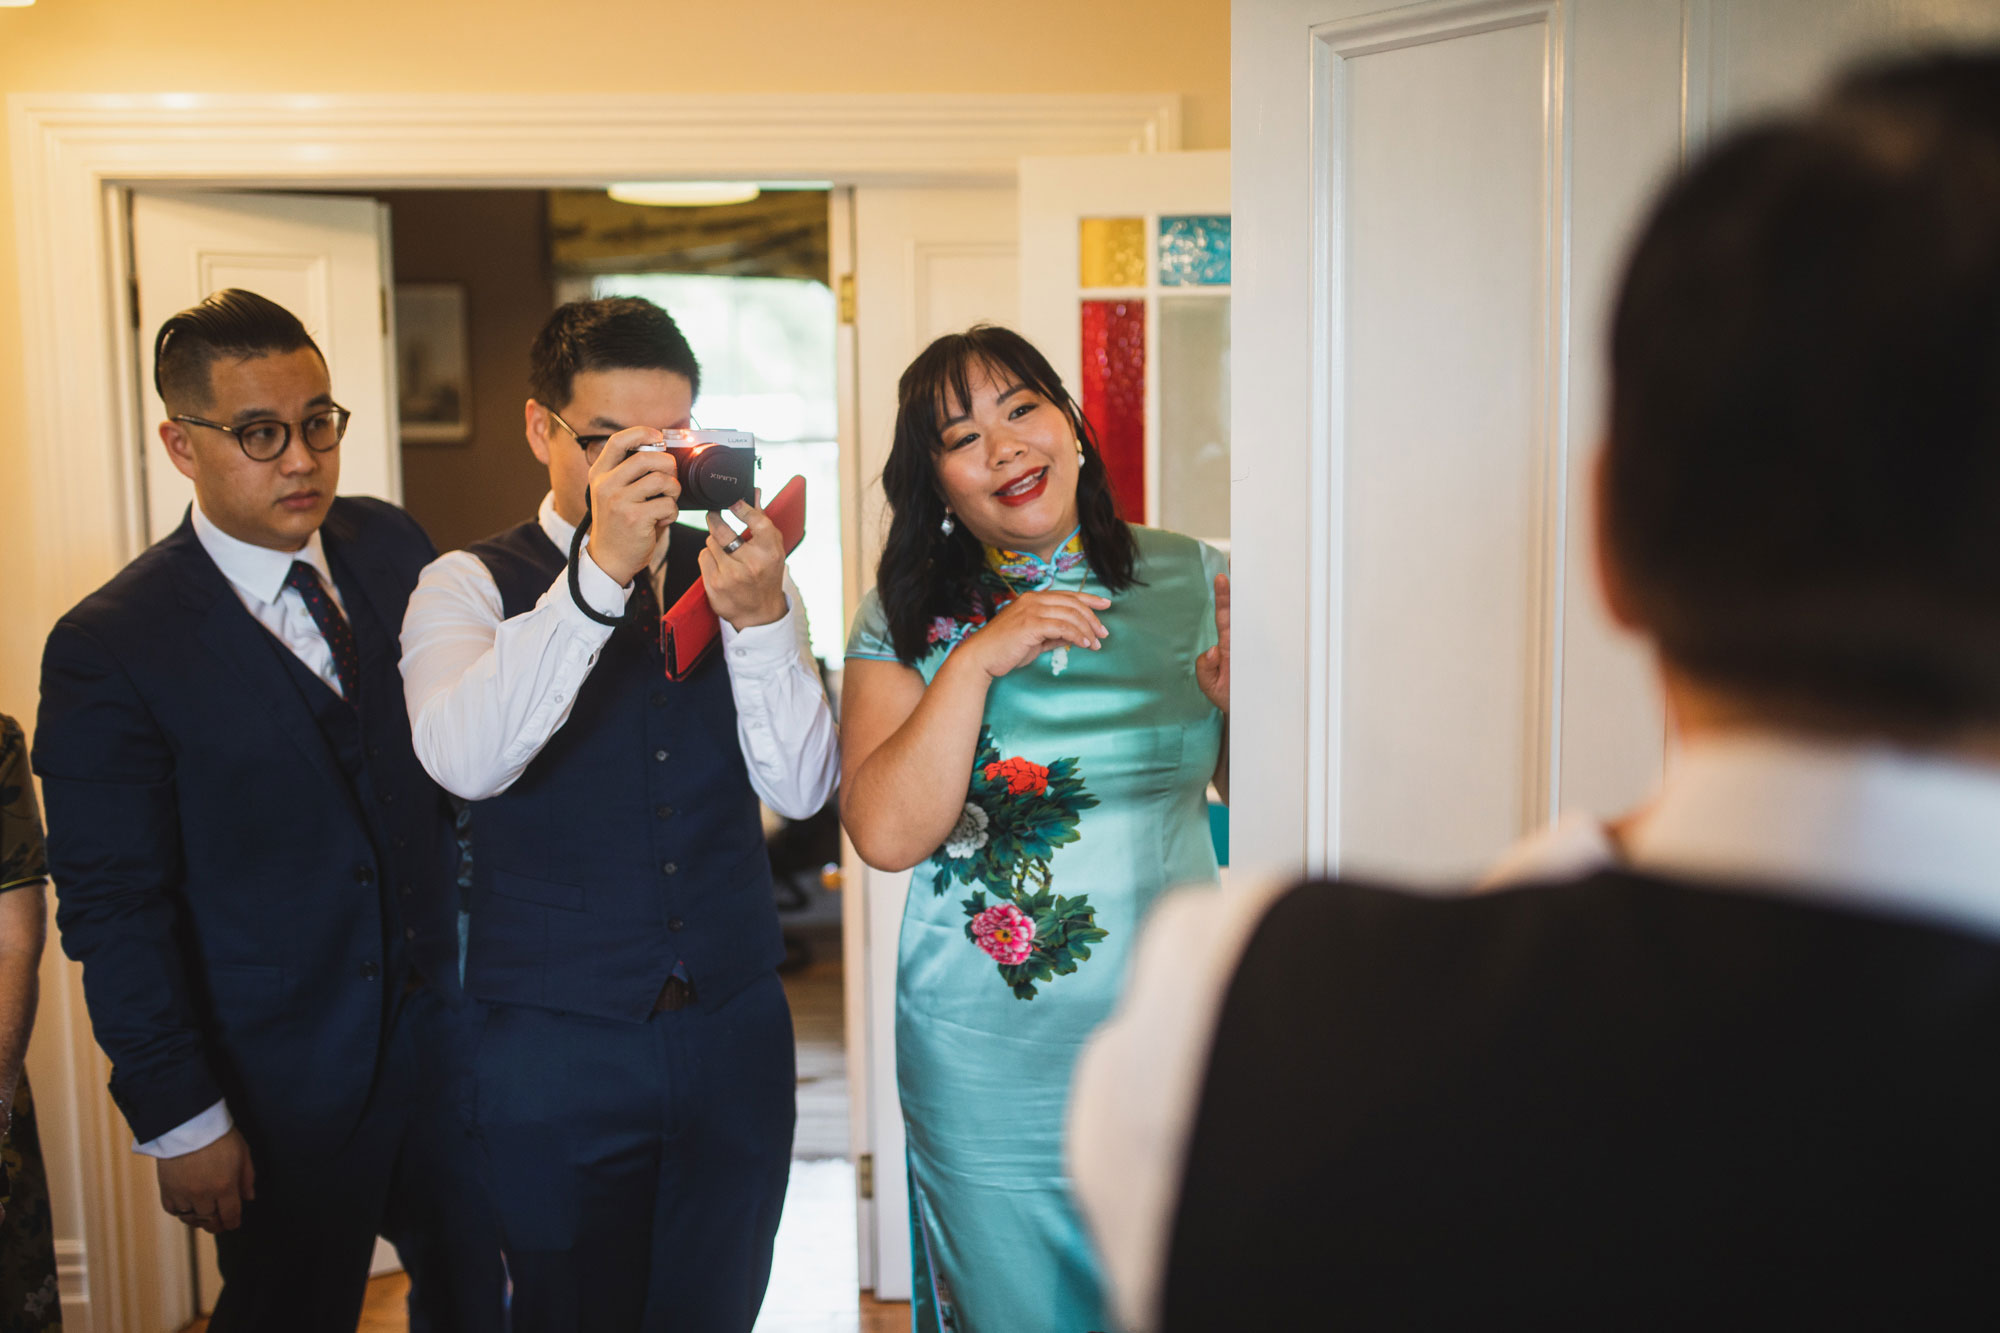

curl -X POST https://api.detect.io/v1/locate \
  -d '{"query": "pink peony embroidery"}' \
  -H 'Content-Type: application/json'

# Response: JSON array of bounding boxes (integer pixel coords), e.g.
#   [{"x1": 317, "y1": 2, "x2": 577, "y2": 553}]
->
[{"x1": 970, "y1": 903, "x2": 1036, "y2": 966}]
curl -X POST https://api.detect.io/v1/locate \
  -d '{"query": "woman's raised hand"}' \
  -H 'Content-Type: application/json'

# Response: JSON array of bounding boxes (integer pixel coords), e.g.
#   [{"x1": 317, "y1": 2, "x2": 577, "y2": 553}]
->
[
  {"x1": 964, "y1": 590, "x2": 1112, "y2": 679},
  {"x1": 1196, "y1": 573, "x2": 1229, "y2": 712}
]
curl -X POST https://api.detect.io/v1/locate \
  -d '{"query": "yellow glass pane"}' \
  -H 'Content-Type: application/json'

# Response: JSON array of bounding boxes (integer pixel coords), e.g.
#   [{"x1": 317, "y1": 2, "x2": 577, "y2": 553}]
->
[{"x1": 1079, "y1": 217, "x2": 1146, "y2": 288}]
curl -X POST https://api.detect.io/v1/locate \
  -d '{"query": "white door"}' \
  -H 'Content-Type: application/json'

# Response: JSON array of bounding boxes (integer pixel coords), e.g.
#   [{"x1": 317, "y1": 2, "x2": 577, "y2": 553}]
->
[
  {"x1": 1228, "y1": 0, "x2": 2000, "y2": 886},
  {"x1": 1019, "y1": 151, "x2": 1231, "y2": 545},
  {"x1": 839, "y1": 184, "x2": 1019, "y2": 1300},
  {"x1": 132, "y1": 190, "x2": 400, "y2": 544}
]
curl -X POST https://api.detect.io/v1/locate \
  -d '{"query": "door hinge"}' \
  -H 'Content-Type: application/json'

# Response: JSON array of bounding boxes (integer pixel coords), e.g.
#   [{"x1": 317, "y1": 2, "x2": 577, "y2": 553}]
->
[
  {"x1": 837, "y1": 273, "x2": 857, "y2": 326},
  {"x1": 857, "y1": 1152, "x2": 874, "y2": 1200}
]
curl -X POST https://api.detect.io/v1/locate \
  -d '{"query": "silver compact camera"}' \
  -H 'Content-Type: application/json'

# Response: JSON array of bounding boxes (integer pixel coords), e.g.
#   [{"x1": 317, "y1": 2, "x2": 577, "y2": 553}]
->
[{"x1": 633, "y1": 429, "x2": 757, "y2": 510}]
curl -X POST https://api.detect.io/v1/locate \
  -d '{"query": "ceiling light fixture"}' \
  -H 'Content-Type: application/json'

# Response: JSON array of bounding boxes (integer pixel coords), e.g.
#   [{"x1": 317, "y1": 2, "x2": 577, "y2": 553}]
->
[{"x1": 607, "y1": 182, "x2": 761, "y2": 208}]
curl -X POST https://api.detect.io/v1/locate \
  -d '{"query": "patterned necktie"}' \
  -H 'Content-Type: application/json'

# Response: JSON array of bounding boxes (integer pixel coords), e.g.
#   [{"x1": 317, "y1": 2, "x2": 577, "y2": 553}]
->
[
  {"x1": 627, "y1": 563, "x2": 663, "y2": 656},
  {"x1": 285, "y1": 561, "x2": 360, "y2": 703}
]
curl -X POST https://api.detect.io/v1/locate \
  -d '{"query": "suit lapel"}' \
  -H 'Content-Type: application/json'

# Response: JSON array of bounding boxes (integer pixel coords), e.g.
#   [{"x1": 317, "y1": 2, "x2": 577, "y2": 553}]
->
[{"x1": 168, "y1": 516, "x2": 366, "y2": 825}]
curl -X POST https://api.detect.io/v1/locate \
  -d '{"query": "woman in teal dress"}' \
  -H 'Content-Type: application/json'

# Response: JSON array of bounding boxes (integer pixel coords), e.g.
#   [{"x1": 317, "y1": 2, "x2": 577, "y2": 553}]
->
[{"x1": 842, "y1": 326, "x2": 1228, "y2": 1332}]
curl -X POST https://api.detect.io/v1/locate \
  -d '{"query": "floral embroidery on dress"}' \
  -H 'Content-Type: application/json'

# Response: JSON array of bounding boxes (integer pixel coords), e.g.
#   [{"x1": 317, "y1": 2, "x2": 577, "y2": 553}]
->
[{"x1": 932, "y1": 727, "x2": 1104, "y2": 999}]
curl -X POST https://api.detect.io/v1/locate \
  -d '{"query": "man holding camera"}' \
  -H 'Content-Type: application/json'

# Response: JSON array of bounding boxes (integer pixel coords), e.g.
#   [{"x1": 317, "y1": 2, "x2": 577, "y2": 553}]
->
[
  {"x1": 399, "y1": 296, "x2": 838, "y2": 1329},
  {"x1": 34, "y1": 289, "x2": 502, "y2": 1329}
]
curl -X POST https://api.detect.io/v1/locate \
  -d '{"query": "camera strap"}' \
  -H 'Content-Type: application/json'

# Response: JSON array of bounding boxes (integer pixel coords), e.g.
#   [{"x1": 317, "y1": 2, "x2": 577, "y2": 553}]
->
[{"x1": 565, "y1": 497, "x2": 629, "y2": 629}]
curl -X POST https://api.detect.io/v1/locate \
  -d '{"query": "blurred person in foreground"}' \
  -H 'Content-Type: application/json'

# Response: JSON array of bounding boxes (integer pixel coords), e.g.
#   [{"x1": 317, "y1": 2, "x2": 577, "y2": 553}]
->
[
  {"x1": 1, "y1": 715, "x2": 58, "y2": 1331},
  {"x1": 1071, "y1": 48, "x2": 2000, "y2": 1331}
]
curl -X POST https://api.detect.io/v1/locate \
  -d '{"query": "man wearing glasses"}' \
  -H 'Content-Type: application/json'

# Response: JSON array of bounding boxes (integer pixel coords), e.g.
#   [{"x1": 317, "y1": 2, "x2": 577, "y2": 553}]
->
[
  {"x1": 399, "y1": 296, "x2": 837, "y2": 1327},
  {"x1": 34, "y1": 290, "x2": 502, "y2": 1329}
]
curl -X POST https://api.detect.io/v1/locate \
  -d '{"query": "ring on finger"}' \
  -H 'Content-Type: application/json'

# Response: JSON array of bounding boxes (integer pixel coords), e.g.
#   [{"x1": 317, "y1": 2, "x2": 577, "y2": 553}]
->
[{"x1": 721, "y1": 535, "x2": 747, "y2": 555}]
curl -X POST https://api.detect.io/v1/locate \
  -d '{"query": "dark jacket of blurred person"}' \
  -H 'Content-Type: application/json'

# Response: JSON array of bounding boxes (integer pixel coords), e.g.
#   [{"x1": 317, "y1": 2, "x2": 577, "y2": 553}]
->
[{"x1": 1070, "y1": 50, "x2": 2000, "y2": 1332}]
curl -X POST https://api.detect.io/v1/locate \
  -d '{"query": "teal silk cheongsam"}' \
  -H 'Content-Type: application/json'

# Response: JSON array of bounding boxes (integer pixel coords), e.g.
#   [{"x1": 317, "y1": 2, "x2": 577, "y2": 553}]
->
[{"x1": 846, "y1": 525, "x2": 1226, "y2": 1333}]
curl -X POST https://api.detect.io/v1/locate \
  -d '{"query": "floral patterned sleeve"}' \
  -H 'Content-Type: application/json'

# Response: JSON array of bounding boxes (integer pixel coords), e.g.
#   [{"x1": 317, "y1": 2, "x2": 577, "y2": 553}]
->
[
  {"x1": 843, "y1": 588, "x2": 901, "y2": 663},
  {"x1": 0, "y1": 717, "x2": 47, "y2": 897}
]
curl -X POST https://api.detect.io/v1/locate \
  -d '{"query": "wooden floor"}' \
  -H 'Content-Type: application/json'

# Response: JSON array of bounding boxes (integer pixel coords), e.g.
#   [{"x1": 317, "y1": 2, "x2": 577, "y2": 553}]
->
[{"x1": 187, "y1": 944, "x2": 911, "y2": 1332}]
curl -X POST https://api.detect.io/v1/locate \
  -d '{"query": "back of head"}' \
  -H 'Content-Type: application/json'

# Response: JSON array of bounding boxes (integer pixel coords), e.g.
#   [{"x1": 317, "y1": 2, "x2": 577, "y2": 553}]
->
[
  {"x1": 528, "y1": 296, "x2": 702, "y2": 408},
  {"x1": 153, "y1": 289, "x2": 320, "y2": 412},
  {"x1": 1603, "y1": 49, "x2": 2000, "y2": 737}
]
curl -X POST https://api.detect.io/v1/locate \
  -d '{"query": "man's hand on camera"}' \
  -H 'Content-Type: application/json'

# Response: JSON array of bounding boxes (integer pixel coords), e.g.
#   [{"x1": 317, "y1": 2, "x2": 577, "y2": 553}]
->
[
  {"x1": 700, "y1": 498, "x2": 789, "y2": 631},
  {"x1": 585, "y1": 429, "x2": 681, "y2": 587}
]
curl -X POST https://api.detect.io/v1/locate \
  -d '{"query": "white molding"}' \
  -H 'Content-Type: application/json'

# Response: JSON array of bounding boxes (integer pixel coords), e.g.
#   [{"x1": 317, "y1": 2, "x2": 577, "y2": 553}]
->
[
  {"x1": 8, "y1": 87, "x2": 1177, "y2": 1329},
  {"x1": 1306, "y1": 0, "x2": 1572, "y2": 870}
]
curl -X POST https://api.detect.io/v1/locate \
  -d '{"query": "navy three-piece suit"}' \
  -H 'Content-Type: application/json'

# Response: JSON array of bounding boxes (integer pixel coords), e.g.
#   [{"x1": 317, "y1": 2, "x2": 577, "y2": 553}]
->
[{"x1": 34, "y1": 497, "x2": 502, "y2": 1330}]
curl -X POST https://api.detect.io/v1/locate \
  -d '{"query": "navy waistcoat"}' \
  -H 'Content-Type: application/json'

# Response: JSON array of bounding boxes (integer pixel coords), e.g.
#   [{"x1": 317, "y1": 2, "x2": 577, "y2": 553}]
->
[{"x1": 464, "y1": 521, "x2": 779, "y2": 1022}]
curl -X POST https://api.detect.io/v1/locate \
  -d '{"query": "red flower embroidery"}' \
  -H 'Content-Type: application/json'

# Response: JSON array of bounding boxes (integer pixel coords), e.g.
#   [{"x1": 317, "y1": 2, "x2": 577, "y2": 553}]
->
[{"x1": 983, "y1": 757, "x2": 1050, "y2": 796}]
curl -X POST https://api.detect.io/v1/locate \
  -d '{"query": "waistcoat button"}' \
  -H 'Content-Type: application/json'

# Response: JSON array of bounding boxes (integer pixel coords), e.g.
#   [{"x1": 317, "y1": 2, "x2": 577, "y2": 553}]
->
[
  {"x1": 359, "y1": 961, "x2": 380, "y2": 980},
  {"x1": 668, "y1": 918, "x2": 685, "y2": 932},
  {"x1": 654, "y1": 749, "x2": 670, "y2": 762},
  {"x1": 661, "y1": 861, "x2": 679, "y2": 876},
  {"x1": 650, "y1": 690, "x2": 668, "y2": 707},
  {"x1": 656, "y1": 804, "x2": 674, "y2": 819},
  {"x1": 354, "y1": 865, "x2": 375, "y2": 886}
]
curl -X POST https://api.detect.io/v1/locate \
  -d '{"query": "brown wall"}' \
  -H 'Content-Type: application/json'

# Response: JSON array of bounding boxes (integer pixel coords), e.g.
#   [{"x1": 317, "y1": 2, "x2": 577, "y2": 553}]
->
[{"x1": 377, "y1": 190, "x2": 556, "y2": 553}]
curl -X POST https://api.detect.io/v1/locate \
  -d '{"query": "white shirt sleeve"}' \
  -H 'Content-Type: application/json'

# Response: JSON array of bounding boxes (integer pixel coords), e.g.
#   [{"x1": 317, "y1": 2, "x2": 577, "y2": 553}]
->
[
  {"x1": 399, "y1": 547, "x2": 627, "y2": 801},
  {"x1": 133, "y1": 1098, "x2": 232, "y2": 1159},
  {"x1": 718, "y1": 571, "x2": 840, "y2": 820},
  {"x1": 1067, "y1": 873, "x2": 1298, "y2": 1333}
]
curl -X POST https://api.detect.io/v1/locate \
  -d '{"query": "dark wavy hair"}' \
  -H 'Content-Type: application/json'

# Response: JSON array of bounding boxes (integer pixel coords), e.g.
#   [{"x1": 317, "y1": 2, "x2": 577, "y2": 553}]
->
[{"x1": 875, "y1": 325, "x2": 1138, "y2": 664}]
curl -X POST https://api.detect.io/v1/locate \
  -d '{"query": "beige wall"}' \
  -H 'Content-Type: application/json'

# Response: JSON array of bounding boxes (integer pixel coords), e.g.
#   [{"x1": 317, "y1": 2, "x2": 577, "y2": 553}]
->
[{"x1": 0, "y1": 0, "x2": 1228, "y2": 712}]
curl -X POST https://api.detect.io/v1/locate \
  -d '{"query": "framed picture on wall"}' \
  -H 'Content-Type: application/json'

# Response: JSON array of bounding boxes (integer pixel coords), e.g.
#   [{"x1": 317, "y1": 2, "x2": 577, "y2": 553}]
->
[{"x1": 395, "y1": 282, "x2": 472, "y2": 443}]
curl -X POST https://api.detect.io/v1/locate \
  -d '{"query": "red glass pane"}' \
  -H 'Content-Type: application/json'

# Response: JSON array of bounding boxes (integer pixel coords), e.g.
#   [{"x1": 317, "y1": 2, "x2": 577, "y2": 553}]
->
[{"x1": 1080, "y1": 299, "x2": 1145, "y2": 520}]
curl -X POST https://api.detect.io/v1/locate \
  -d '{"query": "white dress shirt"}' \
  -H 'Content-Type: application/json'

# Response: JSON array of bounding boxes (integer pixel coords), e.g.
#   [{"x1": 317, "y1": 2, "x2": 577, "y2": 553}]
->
[
  {"x1": 399, "y1": 492, "x2": 838, "y2": 818},
  {"x1": 137, "y1": 505, "x2": 356, "y2": 1159},
  {"x1": 1069, "y1": 733, "x2": 2000, "y2": 1332}
]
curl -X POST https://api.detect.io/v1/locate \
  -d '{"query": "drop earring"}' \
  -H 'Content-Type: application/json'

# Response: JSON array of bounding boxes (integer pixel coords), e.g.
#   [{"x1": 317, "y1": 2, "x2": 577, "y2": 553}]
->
[{"x1": 940, "y1": 510, "x2": 956, "y2": 537}]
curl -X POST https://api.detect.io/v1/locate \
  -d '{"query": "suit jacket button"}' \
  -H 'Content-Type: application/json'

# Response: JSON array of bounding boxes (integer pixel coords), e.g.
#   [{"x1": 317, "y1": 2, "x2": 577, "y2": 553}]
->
[
  {"x1": 399, "y1": 884, "x2": 414, "y2": 898},
  {"x1": 650, "y1": 690, "x2": 668, "y2": 707},
  {"x1": 367, "y1": 744, "x2": 382, "y2": 758},
  {"x1": 354, "y1": 865, "x2": 375, "y2": 886},
  {"x1": 655, "y1": 804, "x2": 674, "y2": 819},
  {"x1": 668, "y1": 918, "x2": 685, "y2": 932},
  {"x1": 654, "y1": 749, "x2": 670, "y2": 762},
  {"x1": 359, "y1": 961, "x2": 380, "y2": 980},
  {"x1": 405, "y1": 926, "x2": 418, "y2": 942},
  {"x1": 661, "y1": 861, "x2": 679, "y2": 876}
]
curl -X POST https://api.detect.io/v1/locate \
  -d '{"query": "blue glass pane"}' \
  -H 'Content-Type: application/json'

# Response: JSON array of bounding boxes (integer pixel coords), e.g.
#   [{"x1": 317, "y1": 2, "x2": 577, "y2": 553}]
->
[{"x1": 1158, "y1": 214, "x2": 1231, "y2": 286}]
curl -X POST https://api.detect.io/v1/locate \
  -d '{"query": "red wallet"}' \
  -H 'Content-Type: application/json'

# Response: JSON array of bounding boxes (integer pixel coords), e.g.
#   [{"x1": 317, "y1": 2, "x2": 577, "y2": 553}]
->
[{"x1": 660, "y1": 475, "x2": 807, "y2": 681}]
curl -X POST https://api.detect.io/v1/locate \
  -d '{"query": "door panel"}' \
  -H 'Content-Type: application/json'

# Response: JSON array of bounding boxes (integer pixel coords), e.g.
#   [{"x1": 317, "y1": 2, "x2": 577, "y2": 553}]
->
[
  {"x1": 1231, "y1": 0, "x2": 2000, "y2": 883},
  {"x1": 843, "y1": 185, "x2": 1018, "y2": 1300},
  {"x1": 132, "y1": 190, "x2": 398, "y2": 544}
]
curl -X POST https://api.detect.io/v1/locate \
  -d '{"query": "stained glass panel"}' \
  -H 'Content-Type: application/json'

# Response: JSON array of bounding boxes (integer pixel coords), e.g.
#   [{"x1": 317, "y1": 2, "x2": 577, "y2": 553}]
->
[
  {"x1": 1079, "y1": 217, "x2": 1146, "y2": 288},
  {"x1": 1159, "y1": 296, "x2": 1230, "y2": 540},
  {"x1": 1080, "y1": 299, "x2": 1146, "y2": 519},
  {"x1": 1158, "y1": 215, "x2": 1232, "y2": 287}
]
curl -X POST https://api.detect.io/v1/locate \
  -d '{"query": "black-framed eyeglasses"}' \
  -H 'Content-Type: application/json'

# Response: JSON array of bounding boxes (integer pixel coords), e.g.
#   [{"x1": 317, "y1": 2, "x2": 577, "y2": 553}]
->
[
  {"x1": 172, "y1": 405, "x2": 351, "y2": 462},
  {"x1": 541, "y1": 404, "x2": 614, "y2": 458}
]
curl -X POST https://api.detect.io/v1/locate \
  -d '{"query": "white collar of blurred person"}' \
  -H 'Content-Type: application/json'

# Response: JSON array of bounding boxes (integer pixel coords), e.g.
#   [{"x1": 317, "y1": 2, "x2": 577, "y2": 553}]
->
[{"x1": 1618, "y1": 733, "x2": 2000, "y2": 939}]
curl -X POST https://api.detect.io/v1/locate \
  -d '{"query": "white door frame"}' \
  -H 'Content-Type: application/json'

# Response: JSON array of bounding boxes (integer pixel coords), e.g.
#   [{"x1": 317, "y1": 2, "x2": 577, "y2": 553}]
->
[{"x1": 8, "y1": 90, "x2": 1178, "y2": 1333}]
